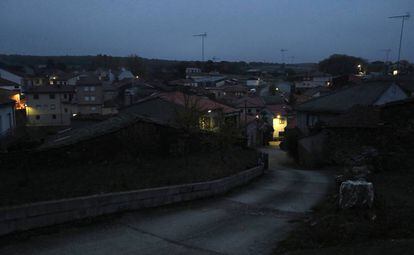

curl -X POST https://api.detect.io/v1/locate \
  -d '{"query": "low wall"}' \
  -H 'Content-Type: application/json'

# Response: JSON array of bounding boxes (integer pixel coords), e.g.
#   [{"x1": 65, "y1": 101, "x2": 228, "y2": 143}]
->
[{"x1": 0, "y1": 164, "x2": 264, "y2": 236}]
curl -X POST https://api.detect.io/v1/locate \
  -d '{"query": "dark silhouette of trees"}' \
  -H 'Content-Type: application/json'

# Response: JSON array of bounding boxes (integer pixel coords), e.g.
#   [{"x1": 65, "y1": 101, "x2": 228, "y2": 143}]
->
[{"x1": 319, "y1": 54, "x2": 367, "y2": 75}]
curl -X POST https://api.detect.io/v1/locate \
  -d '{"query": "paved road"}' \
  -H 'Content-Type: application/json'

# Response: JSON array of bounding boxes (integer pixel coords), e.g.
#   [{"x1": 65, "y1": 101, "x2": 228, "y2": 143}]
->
[{"x1": 0, "y1": 147, "x2": 333, "y2": 255}]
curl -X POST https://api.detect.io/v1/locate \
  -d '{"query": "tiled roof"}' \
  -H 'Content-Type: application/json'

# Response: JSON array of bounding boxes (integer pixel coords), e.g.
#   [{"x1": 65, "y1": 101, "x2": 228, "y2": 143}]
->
[
  {"x1": 158, "y1": 91, "x2": 238, "y2": 114},
  {"x1": 235, "y1": 96, "x2": 265, "y2": 108},
  {"x1": 296, "y1": 83, "x2": 401, "y2": 113}
]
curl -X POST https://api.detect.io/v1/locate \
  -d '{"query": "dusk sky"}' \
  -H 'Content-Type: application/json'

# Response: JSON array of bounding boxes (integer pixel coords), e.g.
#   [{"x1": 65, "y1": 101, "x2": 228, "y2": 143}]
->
[{"x1": 0, "y1": 0, "x2": 412, "y2": 63}]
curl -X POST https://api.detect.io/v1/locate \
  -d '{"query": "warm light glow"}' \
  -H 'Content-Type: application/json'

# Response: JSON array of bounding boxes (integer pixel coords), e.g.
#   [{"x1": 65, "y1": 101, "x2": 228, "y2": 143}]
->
[
  {"x1": 207, "y1": 109, "x2": 212, "y2": 113},
  {"x1": 357, "y1": 64, "x2": 362, "y2": 68},
  {"x1": 135, "y1": 76, "x2": 139, "y2": 79},
  {"x1": 275, "y1": 87, "x2": 279, "y2": 91},
  {"x1": 255, "y1": 115, "x2": 259, "y2": 119},
  {"x1": 276, "y1": 114, "x2": 281, "y2": 119},
  {"x1": 72, "y1": 113, "x2": 77, "y2": 117},
  {"x1": 393, "y1": 70, "x2": 399, "y2": 76}
]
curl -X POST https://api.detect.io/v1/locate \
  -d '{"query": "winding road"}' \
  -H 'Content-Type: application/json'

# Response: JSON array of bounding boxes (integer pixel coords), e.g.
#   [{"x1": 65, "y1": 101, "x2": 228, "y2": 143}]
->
[{"x1": 0, "y1": 146, "x2": 333, "y2": 255}]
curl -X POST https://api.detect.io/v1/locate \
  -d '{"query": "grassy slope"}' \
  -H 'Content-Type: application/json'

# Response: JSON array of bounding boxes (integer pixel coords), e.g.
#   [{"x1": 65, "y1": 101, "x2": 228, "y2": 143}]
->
[{"x1": 0, "y1": 148, "x2": 258, "y2": 207}]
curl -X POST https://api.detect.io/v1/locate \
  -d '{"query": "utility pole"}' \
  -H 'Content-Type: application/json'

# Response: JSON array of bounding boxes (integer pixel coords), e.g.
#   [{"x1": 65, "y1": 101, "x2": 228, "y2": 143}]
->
[
  {"x1": 389, "y1": 13, "x2": 410, "y2": 71},
  {"x1": 280, "y1": 49, "x2": 288, "y2": 63},
  {"x1": 193, "y1": 33, "x2": 207, "y2": 62}
]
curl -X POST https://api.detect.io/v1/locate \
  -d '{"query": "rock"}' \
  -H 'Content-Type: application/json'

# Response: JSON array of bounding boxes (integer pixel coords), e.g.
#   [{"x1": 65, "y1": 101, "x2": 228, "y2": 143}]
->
[{"x1": 339, "y1": 180, "x2": 374, "y2": 209}]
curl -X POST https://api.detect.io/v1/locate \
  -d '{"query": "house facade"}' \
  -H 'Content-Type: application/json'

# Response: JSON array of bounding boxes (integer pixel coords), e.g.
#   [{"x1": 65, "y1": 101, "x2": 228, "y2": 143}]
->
[
  {"x1": 25, "y1": 86, "x2": 75, "y2": 126},
  {"x1": 75, "y1": 77, "x2": 104, "y2": 115}
]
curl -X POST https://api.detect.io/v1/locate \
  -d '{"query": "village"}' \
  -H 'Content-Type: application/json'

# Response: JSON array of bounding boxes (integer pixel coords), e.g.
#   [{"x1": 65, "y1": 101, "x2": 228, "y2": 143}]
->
[{"x1": 0, "y1": 55, "x2": 413, "y2": 255}]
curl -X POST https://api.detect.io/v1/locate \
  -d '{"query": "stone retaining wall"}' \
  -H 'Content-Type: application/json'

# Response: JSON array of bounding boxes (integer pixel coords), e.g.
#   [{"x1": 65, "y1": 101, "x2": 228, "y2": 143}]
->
[{"x1": 0, "y1": 164, "x2": 264, "y2": 236}]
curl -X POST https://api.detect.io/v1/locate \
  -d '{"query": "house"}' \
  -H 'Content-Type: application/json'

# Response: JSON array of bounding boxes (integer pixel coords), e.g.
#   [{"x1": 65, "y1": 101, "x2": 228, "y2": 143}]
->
[
  {"x1": 25, "y1": 85, "x2": 75, "y2": 126},
  {"x1": 0, "y1": 94, "x2": 16, "y2": 137},
  {"x1": 246, "y1": 77, "x2": 262, "y2": 87},
  {"x1": 185, "y1": 67, "x2": 202, "y2": 78},
  {"x1": 206, "y1": 84, "x2": 248, "y2": 99},
  {"x1": 191, "y1": 75, "x2": 227, "y2": 87},
  {"x1": 116, "y1": 68, "x2": 135, "y2": 80},
  {"x1": 235, "y1": 96, "x2": 266, "y2": 116},
  {"x1": 294, "y1": 72, "x2": 332, "y2": 89},
  {"x1": 75, "y1": 76, "x2": 104, "y2": 115},
  {"x1": 168, "y1": 79, "x2": 198, "y2": 87},
  {"x1": 264, "y1": 104, "x2": 289, "y2": 139},
  {"x1": 295, "y1": 82, "x2": 408, "y2": 135},
  {"x1": 157, "y1": 91, "x2": 240, "y2": 131},
  {"x1": 242, "y1": 116, "x2": 273, "y2": 147}
]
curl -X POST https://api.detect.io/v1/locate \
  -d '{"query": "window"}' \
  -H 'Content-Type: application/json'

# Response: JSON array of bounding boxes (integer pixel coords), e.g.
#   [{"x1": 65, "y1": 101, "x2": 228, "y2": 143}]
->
[
  {"x1": 84, "y1": 96, "x2": 90, "y2": 101},
  {"x1": 64, "y1": 108, "x2": 68, "y2": 113},
  {"x1": 36, "y1": 115, "x2": 40, "y2": 120},
  {"x1": 90, "y1": 86, "x2": 95, "y2": 91},
  {"x1": 35, "y1": 104, "x2": 42, "y2": 108},
  {"x1": 64, "y1": 94, "x2": 67, "y2": 99},
  {"x1": 33, "y1": 94, "x2": 39, "y2": 99},
  {"x1": 248, "y1": 109, "x2": 251, "y2": 113},
  {"x1": 91, "y1": 106, "x2": 96, "y2": 111},
  {"x1": 306, "y1": 114, "x2": 319, "y2": 127},
  {"x1": 84, "y1": 87, "x2": 89, "y2": 91},
  {"x1": 90, "y1": 96, "x2": 96, "y2": 101},
  {"x1": 50, "y1": 104, "x2": 56, "y2": 110},
  {"x1": 52, "y1": 114, "x2": 57, "y2": 119}
]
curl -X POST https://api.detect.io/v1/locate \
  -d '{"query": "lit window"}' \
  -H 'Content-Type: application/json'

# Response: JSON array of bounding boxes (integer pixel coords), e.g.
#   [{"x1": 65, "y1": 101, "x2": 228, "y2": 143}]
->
[
  {"x1": 90, "y1": 96, "x2": 96, "y2": 101},
  {"x1": 90, "y1": 86, "x2": 95, "y2": 91},
  {"x1": 91, "y1": 106, "x2": 96, "y2": 111},
  {"x1": 84, "y1": 87, "x2": 89, "y2": 91},
  {"x1": 84, "y1": 96, "x2": 90, "y2": 101}
]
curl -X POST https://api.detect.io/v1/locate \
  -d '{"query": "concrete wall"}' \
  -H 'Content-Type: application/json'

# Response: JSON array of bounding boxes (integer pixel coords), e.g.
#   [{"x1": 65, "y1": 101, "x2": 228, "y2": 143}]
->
[
  {"x1": 0, "y1": 104, "x2": 15, "y2": 136},
  {"x1": 0, "y1": 164, "x2": 264, "y2": 236}
]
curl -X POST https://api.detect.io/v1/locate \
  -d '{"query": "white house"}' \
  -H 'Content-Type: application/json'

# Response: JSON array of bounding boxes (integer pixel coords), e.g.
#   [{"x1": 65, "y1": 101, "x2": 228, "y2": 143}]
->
[
  {"x1": 118, "y1": 68, "x2": 135, "y2": 80},
  {"x1": 246, "y1": 77, "x2": 262, "y2": 87},
  {"x1": 295, "y1": 74, "x2": 332, "y2": 89}
]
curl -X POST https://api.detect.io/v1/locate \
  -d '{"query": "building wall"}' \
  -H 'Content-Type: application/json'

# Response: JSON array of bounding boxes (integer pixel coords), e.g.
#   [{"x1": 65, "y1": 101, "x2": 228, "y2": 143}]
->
[
  {"x1": 297, "y1": 111, "x2": 337, "y2": 135},
  {"x1": 0, "y1": 104, "x2": 15, "y2": 136},
  {"x1": 77, "y1": 104, "x2": 103, "y2": 115},
  {"x1": 272, "y1": 116, "x2": 287, "y2": 139},
  {"x1": 295, "y1": 76, "x2": 332, "y2": 89},
  {"x1": 26, "y1": 93, "x2": 72, "y2": 126},
  {"x1": 76, "y1": 85, "x2": 104, "y2": 115}
]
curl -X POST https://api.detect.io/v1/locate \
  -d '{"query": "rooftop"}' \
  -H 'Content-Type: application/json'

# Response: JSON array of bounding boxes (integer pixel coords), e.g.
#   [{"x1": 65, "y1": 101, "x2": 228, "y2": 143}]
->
[{"x1": 295, "y1": 83, "x2": 403, "y2": 113}]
